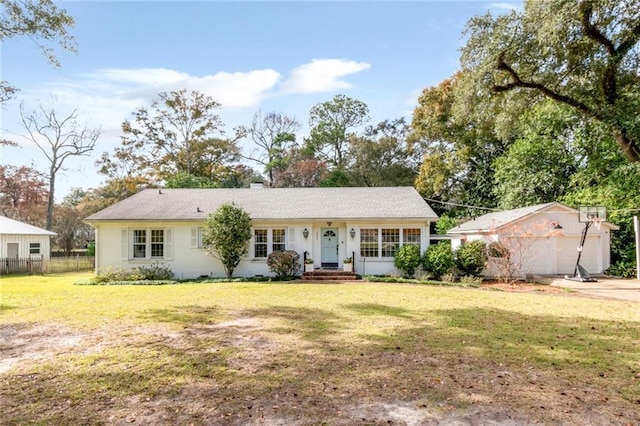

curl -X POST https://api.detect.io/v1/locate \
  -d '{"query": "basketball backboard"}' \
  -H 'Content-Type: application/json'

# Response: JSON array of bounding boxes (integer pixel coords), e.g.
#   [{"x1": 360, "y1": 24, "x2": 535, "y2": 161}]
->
[{"x1": 578, "y1": 206, "x2": 607, "y2": 223}]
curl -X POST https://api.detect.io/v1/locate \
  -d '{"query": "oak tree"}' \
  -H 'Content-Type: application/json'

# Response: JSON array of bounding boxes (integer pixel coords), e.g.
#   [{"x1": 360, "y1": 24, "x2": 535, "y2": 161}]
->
[
  {"x1": 0, "y1": 0, "x2": 76, "y2": 102},
  {"x1": 460, "y1": 0, "x2": 640, "y2": 162}
]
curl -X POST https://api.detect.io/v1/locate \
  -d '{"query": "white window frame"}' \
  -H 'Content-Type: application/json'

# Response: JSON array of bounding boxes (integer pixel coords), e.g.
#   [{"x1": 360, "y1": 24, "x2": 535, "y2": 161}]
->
[
  {"x1": 402, "y1": 228, "x2": 421, "y2": 247},
  {"x1": 124, "y1": 228, "x2": 173, "y2": 261},
  {"x1": 360, "y1": 227, "x2": 422, "y2": 258},
  {"x1": 252, "y1": 227, "x2": 288, "y2": 259},
  {"x1": 29, "y1": 242, "x2": 41, "y2": 255}
]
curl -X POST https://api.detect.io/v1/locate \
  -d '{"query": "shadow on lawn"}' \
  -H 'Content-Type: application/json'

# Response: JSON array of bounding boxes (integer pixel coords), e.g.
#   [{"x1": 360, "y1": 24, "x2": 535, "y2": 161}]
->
[
  {"x1": 248, "y1": 305, "x2": 344, "y2": 340},
  {"x1": 0, "y1": 304, "x2": 17, "y2": 314},
  {"x1": 138, "y1": 305, "x2": 220, "y2": 325},
  {"x1": 2, "y1": 306, "x2": 639, "y2": 425},
  {"x1": 341, "y1": 302, "x2": 413, "y2": 318}
]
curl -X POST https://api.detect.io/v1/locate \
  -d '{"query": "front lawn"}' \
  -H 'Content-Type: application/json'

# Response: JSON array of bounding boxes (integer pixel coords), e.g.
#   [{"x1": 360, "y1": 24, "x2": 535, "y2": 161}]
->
[{"x1": 1, "y1": 273, "x2": 639, "y2": 424}]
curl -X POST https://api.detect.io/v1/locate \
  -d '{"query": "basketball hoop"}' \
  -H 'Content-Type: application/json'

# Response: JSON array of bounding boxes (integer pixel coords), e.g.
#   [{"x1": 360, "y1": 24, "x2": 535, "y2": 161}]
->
[{"x1": 565, "y1": 206, "x2": 608, "y2": 283}]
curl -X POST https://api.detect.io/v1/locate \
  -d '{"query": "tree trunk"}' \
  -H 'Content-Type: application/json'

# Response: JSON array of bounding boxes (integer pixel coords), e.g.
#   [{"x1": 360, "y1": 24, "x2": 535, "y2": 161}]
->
[
  {"x1": 46, "y1": 172, "x2": 55, "y2": 230},
  {"x1": 612, "y1": 128, "x2": 640, "y2": 163}
]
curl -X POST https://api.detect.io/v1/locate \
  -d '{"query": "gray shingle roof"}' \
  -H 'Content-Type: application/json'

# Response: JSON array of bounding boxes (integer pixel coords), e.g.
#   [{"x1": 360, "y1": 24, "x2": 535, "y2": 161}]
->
[
  {"x1": 447, "y1": 202, "x2": 559, "y2": 234},
  {"x1": 0, "y1": 215, "x2": 57, "y2": 236},
  {"x1": 84, "y1": 187, "x2": 438, "y2": 222}
]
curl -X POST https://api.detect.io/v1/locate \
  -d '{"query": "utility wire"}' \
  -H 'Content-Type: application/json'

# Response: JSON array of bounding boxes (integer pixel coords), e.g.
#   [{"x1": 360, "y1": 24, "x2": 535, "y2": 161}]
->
[
  {"x1": 423, "y1": 197, "x2": 639, "y2": 216},
  {"x1": 422, "y1": 197, "x2": 500, "y2": 212}
]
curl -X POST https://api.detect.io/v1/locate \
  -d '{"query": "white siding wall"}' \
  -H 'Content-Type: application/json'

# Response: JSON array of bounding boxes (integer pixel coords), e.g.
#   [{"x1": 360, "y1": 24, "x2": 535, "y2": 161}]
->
[
  {"x1": 94, "y1": 219, "x2": 432, "y2": 279},
  {"x1": 0, "y1": 234, "x2": 52, "y2": 259}
]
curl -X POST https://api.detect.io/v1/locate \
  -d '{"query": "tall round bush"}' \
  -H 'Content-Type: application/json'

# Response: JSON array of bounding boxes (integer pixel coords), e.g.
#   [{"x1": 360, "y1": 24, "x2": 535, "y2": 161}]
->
[
  {"x1": 423, "y1": 241, "x2": 454, "y2": 279},
  {"x1": 394, "y1": 244, "x2": 421, "y2": 277},
  {"x1": 455, "y1": 240, "x2": 488, "y2": 276}
]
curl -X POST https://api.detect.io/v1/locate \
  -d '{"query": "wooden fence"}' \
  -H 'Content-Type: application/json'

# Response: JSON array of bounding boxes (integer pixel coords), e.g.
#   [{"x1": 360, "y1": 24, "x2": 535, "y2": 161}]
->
[{"x1": 0, "y1": 256, "x2": 95, "y2": 275}]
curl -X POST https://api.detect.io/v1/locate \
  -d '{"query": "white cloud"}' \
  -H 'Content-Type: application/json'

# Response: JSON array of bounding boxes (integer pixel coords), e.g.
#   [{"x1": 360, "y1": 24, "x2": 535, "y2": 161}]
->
[
  {"x1": 280, "y1": 59, "x2": 371, "y2": 94},
  {"x1": 487, "y1": 2, "x2": 522, "y2": 13},
  {"x1": 78, "y1": 67, "x2": 282, "y2": 108},
  {"x1": 86, "y1": 68, "x2": 191, "y2": 86},
  {"x1": 187, "y1": 70, "x2": 281, "y2": 108}
]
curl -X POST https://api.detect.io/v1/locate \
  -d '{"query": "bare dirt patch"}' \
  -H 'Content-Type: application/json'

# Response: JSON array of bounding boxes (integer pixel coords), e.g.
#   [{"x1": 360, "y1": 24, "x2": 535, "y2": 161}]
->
[{"x1": 0, "y1": 323, "x2": 83, "y2": 374}]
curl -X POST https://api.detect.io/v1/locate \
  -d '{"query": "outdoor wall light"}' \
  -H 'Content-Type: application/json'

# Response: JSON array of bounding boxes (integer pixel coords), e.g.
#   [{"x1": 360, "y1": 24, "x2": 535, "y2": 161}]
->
[
  {"x1": 303, "y1": 228, "x2": 309, "y2": 239},
  {"x1": 350, "y1": 228, "x2": 356, "y2": 238},
  {"x1": 552, "y1": 221, "x2": 563, "y2": 230}
]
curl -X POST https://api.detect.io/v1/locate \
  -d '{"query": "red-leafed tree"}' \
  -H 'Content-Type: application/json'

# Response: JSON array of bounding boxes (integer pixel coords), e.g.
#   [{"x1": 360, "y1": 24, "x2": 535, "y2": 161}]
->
[{"x1": 0, "y1": 164, "x2": 49, "y2": 227}]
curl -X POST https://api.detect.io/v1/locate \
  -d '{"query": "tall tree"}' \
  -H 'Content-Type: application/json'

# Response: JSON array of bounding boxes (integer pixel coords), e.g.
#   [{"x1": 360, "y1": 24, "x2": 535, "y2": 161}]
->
[
  {"x1": 51, "y1": 205, "x2": 83, "y2": 255},
  {"x1": 52, "y1": 188, "x2": 94, "y2": 254},
  {"x1": 244, "y1": 111, "x2": 301, "y2": 187},
  {"x1": 492, "y1": 102, "x2": 580, "y2": 208},
  {"x1": 411, "y1": 73, "x2": 508, "y2": 210},
  {"x1": 460, "y1": 0, "x2": 640, "y2": 162},
  {"x1": 112, "y1": 89, "x2": 241, "y2": 184},
  {"x1": 0, "y1": 164, "x2": 48, "y2": 226},
  {"x1": 20, "y1": 101, "x2": 100, "y2": 229},
  {"x1": 307, "y1": 94, "x2": 369, "y2": 169},
  {"x1": 0, "y1": 0, "x2": 76, "y2": 102},
  {"x1": 271, "y1": 148, "x2": 327, "y2": 188},
  {"x1": 349, "y1": 118, "x2": 418, "y2": 187},
  {"x1": 77, "y1": 177, "x2": 153, "y2": 216}
]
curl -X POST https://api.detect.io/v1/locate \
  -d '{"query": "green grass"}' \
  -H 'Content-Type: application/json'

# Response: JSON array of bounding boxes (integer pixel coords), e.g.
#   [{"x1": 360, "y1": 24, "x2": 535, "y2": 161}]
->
[{"x1": 1, "y1": 273, "x2": 639, "y2": 424}]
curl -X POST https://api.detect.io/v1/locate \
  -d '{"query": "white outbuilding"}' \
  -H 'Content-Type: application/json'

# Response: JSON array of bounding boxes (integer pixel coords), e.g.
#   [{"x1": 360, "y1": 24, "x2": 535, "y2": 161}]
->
[
  {"x1": 0, "y1": 215, "x2": 56, "y2": 259},
  {"x1": 447, "y1": 202, "x2": 618, "y2": 278}
]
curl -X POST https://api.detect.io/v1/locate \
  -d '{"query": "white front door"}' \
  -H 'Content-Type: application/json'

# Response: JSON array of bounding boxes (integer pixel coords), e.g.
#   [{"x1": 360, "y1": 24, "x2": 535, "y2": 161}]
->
[{"x1": 321, "y1": 228, "x2": 339, "y2": 266}]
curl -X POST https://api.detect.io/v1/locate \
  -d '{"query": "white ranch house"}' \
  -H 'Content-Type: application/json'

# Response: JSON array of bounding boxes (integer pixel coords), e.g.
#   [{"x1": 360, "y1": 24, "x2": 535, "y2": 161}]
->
[
  {"x1": 0, "y1": 215, "x2": 56, "y2": 259},
  {"x1": 448, "y1": 202, "x2": 618, "y2": 278},
  {"x1": 84, "y1": 186, "x2": 438, "y2": 279}
]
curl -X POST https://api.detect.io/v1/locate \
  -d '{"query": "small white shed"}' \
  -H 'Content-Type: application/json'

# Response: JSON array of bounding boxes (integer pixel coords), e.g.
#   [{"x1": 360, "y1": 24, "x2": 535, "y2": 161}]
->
[
  {"x1": 0, "y1": 215, "x2": 56, "y2": 259},
  {"x1": 447, "y1": 202, "x2": 618, "y2": 278}
]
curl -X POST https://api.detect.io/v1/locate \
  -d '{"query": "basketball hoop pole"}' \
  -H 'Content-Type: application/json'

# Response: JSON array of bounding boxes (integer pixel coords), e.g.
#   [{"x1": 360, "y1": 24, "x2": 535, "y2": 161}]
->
[
  {"x1": 565, "y1": 206, "x2": 605, "y2": 283},
  {"x1": 567, "y1": 221, "x2": 597, "y2": 282},
  {"x1": 634, "y1": 216, "x2": 639, "y2": 281}
]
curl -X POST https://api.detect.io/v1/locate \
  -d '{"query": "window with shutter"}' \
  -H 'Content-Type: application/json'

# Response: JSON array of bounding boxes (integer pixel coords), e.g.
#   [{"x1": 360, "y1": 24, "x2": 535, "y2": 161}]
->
[
  {"x1": 164, "y1": 229, "x2": 173, "y2": 260},
  {"x1": 121, "y1": 229, "x2": 129, "y2": 260}
]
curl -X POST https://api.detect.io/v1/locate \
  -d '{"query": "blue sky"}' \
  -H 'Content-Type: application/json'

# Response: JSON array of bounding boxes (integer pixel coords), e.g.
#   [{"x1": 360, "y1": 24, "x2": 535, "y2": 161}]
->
[{"x1": 1, "y1": 1, "x2": 520, "y2": 199}]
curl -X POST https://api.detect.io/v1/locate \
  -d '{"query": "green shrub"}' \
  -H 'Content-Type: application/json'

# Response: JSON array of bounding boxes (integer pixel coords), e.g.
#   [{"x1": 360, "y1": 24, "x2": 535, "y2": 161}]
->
[
  {"x1": 423, "y1": 241, "x2": 454, "y2": 279},
  {"x1": 267, "y1": 250, "x2": 300, "y2": 280},
  {"x1": 393, "y1": 245, "x2": 422, "y2": 277},
  {"x1": 86, "y1": 241, "x2": 95, "y2": 256},
  {"x1": 455, "y1": 240, "x2": 488, "y2": 276},
  {"x1": 92, "y1": 263, "x2": 174, "y2": 284},
  {"x1": 93, "y1": 267, "x2": 133, "y2": 284},
  {"x1": 132, "y1": 262, "x2": 174, "y2": 280},
  {"x1": 435, "y1": 215, "x2": 459, "y2": 234},
  {"x1": 487, "y1": 242, "x2": 509, "y2": 258},
  {"x1": 606, "y1": 260, "x2": 637, "y2": 278},
  {"x1": 459, "y1": 275, "x2": 483, "y2": 287},
  {"x1": 84, "y1": 280, "x2": 177, "y2": 286}
]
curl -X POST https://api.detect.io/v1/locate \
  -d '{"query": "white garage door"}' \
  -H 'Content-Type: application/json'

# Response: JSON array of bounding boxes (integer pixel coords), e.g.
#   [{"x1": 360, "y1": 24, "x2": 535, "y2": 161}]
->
[{"x1": 557, "y1": 237, "x2": 600, "y2": 274}]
